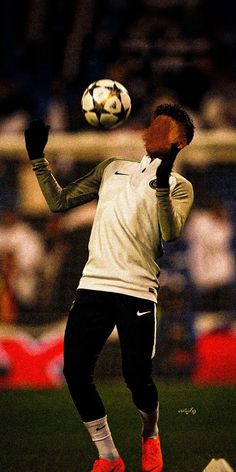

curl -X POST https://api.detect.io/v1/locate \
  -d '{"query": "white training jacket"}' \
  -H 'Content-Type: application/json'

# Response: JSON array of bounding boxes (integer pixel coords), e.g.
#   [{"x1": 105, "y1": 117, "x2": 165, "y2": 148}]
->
[{"x1": 31, "y1": 155, "x2": 194, "y2": 302}]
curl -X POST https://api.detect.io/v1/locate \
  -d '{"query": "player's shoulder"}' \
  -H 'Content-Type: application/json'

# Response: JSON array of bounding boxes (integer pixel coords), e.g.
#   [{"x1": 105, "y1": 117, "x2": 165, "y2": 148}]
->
[
  {"x1": 172, "y1": 171, "x2": 192, "y2": 188},
  {"x1": 170, "y1": 171, "x2": 194, "y2": 198}
]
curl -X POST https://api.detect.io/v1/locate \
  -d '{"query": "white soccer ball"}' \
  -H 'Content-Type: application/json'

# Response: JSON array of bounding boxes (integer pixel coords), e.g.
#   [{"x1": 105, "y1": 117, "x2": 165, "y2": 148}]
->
[{"x1": 81, "y1": 79, "x2": 132, "y2": 129}]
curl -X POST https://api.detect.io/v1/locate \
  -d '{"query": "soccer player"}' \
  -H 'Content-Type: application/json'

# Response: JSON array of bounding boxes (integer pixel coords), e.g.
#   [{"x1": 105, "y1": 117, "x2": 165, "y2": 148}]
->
[{"x1": 24, "y1": 104, "x2": 194, "y2": 472}]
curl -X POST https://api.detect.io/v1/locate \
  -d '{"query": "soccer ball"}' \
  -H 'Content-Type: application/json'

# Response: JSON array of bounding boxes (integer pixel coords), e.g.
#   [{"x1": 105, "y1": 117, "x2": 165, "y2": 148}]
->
[{"x1": 81, "y1": 79, "x2": 132, "y2": 129}]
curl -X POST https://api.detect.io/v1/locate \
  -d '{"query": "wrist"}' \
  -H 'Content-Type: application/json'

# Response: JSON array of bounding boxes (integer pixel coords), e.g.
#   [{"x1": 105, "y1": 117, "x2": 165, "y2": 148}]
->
[
  {"x1": 156, "y1": 187, "x2": 170, "y2": 197},
  {"x1": 155, "y1": 177, "x2": 169, "y2": 188},
  {"x1": 28, "y1": 151, "x2": 45, "y2": 160},
  {"x1": 156, "y1": 184, "x2": 169, "y2": 189}
]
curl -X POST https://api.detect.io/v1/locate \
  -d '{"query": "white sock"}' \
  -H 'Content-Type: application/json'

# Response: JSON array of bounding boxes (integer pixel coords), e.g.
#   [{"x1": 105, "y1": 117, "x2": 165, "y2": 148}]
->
[
  {"x1": 84, "y1": 415, "x2": 119, "y2": 460},
  {"x1": 138, "y1": 403, "x2": 159, "y2": 438}
]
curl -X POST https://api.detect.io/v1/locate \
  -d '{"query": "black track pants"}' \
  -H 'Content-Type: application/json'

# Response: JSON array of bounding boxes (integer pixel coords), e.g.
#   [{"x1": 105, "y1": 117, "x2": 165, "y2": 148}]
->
[{"x1": 63, "y1": 289, "x2": 158, "y2": 422}]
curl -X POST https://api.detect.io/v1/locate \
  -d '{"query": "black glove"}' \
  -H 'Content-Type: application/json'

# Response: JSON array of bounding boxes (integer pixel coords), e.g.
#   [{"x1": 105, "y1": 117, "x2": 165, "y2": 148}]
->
[
  {"x1": 24, "y1": 119, "x2": 50, "y2": 160},
  {"x1": 155, "y1": 144, "x2": 179, "y2": 188}
]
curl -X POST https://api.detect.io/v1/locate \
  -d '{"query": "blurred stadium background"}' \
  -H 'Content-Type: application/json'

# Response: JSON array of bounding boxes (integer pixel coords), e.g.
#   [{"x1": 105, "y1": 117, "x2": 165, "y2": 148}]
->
[{"x1": 0, "y1": 0, "x2": 236, "y2": 470}]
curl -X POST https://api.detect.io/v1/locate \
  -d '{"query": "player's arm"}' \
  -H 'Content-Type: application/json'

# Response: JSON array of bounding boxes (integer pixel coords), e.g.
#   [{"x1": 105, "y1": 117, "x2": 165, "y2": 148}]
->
[
  {"x1": 31, "y1": 157, "x2": 115, "y2": 212},
  {"x1": 156, "y1": 177, "x2": 194, "y2": 241},
  {"x1": 24, "y1": 120, "x2": 114, "y2": 212},
  {"x1": 155, "y1": 144, "x2": 193, "y2": 241}
]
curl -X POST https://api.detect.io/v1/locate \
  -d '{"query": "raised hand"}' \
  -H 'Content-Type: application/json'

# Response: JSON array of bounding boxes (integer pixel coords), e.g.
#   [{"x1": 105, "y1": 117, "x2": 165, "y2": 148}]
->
[
  {"x1": 24, "y1": 119, "x2": 50, "y2": 160},
  {"x1": 155, "y1": 144, "x2": 179, "y2": 188}
]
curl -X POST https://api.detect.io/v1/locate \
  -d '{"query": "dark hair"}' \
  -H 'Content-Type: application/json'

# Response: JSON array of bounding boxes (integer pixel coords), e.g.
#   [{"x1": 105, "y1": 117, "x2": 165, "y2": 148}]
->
[{"x1": 153, "y1": 103, "x2": 195, "y2": 144}]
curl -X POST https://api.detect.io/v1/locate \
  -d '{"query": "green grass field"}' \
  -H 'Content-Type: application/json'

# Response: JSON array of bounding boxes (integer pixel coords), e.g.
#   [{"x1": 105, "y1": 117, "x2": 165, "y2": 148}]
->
[{"x1": 0, "y1": 380, "x2": 235, "y2": 472}]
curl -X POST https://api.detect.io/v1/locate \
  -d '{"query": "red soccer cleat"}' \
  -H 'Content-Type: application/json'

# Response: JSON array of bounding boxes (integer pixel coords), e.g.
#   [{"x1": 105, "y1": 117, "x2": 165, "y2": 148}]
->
[
  {"x1": 141, "y1": 436, "x2": 163, "y2": 472},
  {"x1": 91, "y1": 456, "x2": 126, "y2": 472}
]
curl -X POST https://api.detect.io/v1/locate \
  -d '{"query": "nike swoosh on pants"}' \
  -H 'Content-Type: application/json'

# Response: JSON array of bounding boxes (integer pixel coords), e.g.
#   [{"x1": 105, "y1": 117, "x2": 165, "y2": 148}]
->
[{"x1": 137, "y1": 310, "x2": 151, "y2": 316}]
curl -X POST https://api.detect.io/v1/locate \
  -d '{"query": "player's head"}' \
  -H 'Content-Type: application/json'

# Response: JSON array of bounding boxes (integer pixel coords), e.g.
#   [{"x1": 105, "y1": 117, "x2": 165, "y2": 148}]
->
[
  {"x1": 144, "y1": 103, "x2": 195, "y2": 159},
  {"x1": 153, "y1": 103, "x2": 195, "y2": 144}
]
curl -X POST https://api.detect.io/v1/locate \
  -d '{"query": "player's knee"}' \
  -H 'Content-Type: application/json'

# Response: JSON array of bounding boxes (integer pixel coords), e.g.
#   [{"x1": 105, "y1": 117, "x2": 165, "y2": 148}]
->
[
  {"x1": 123, "y1": 360, "x2": 151, "y2": 385},
  {"x1": 124, "y1": 370, "x2": 158, "y2": 412},
  {"x1": 123, "y1": 367, "x2": 146, "y2": 391}
]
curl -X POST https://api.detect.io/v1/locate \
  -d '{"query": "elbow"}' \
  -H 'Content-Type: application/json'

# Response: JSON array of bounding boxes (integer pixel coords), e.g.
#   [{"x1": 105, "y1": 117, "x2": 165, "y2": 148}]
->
[
  {"x1": 164, "y1": 235, "x2": 178, "y2": 242},
  {"x1": 50, "y1": 207, "x2": 62, "y2": 213},
  {"x1": 50, "y1": 205, "x2": 68, "y2": 213},
  {"x1": 48, "y1": 202, "x2": 65, "y2": 213},
  {"x1": 48, "y1": 196, "x2": 68, "y2": 213}
]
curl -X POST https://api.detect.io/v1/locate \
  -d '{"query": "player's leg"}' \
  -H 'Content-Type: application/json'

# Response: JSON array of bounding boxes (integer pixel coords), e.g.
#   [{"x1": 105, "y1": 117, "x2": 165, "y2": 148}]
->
[
  {"x1": 116, "y1": 294, "x2": 163, "y2": 472},
  {"x1": 116, "y1": 295, "x2": 158, "y2": 424},
  {"x1": 63, "y1": 289, "x2": 125, "y2": 471},
  {"x1": 64, "y1": 289, "x2": 114, "y2": 420}
]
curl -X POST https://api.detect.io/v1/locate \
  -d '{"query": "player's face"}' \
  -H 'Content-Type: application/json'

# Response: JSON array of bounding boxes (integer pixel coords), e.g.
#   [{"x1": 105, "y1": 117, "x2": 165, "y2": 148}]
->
[{"x1": 144, "y1": 115, "x2": 187, "y2": 159}]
